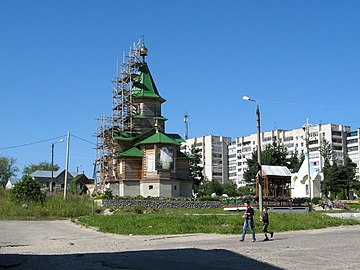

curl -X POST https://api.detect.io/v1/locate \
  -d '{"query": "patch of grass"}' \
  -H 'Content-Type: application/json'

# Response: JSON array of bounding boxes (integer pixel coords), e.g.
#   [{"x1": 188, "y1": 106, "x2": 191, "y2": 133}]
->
[
  {"x1": 346, "y1": 203, "x2": 360, "y2": 210},
  {"x1": 1, "y1": 189, "x2": 359, "y2": 235},
  {"x1": 0, "y1": 189, "x2": 98, "y2": 219},
  {"x1": 76, "y1": 208, "x2": 360, "y2": 235}
]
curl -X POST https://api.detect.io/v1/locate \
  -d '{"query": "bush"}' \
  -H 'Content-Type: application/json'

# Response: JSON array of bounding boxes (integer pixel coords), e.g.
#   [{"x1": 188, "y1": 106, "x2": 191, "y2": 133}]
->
[
  {"x1": 103, "y1": 189, "x2": 113, "y2": 200},
  {"x1": 10, "y1": 175, "x2": 46, "y2": 203},
  {"x1": 311, "y1": 197, "x2": 322, "y2": 205},
  {"x1": 70, "y1": 178, "x2": 77, "y2": 194}
]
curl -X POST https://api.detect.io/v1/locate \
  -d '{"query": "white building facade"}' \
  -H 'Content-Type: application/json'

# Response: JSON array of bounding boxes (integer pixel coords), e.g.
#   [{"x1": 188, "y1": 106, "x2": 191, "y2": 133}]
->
[
  {"x1": 182, "y1": 135, "x2": 231, "y2": 184},
  {"x1": 346, "y1": 128, "x2": 360, "y2": 180}
]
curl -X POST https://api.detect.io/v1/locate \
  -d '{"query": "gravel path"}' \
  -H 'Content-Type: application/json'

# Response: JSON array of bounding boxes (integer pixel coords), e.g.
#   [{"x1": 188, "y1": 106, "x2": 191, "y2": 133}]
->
[{"x1": 1, "y1": 220, "x2": 359, "y2": 269}]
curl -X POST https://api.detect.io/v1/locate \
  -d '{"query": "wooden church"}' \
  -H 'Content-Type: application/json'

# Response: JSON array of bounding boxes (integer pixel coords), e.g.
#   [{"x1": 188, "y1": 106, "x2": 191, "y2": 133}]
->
[{"x1": 98, "y1": 41, "x2": 192, "y2": 198}]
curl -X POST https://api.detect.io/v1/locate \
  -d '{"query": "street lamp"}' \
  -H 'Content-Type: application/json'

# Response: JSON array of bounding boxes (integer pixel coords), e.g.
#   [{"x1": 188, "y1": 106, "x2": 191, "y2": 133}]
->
[
  {"x1": 77, "y1": 164, "x2": 82, "y2": 173},
  {"x1": 243, "y1": 95, "x2": 263, "y2": 212},
  {"x1": 51, "y1": 139, "x2": 64, "y2": 192}
]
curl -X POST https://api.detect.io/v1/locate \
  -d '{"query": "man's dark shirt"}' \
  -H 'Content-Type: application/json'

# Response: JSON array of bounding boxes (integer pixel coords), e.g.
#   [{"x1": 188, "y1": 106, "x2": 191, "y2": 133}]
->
[{"x1": 245, "y1": 207, "x2": 254, "y2": 221}]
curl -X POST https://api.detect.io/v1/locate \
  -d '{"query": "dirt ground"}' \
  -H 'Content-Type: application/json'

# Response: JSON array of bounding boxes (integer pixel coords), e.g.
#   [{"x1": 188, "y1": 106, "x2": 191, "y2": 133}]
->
[{"x1": 0, "y1": 220, "x2": 359, "y2": 269}]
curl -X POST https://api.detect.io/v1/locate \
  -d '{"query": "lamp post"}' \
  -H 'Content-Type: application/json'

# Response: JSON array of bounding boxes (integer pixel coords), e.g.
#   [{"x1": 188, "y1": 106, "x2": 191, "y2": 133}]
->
[
  {"x1": 77, "y1": 164, "x2": 82, "y2": 173},
  {"x1": 302, "y1": 119, "x2": 312, "y2": 211},
  {"x1": 243, "y1": 95, "x2": 263, "y2": 212},
  {"x1": 51, "y1": 139, "x2": 64, "y2": 192}
]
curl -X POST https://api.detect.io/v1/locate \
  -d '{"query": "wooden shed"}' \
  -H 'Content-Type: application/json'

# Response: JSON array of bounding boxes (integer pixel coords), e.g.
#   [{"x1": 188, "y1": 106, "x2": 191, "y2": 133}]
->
[{"x1": 257, "y1": 165, "x2": 292, "y2": 197}]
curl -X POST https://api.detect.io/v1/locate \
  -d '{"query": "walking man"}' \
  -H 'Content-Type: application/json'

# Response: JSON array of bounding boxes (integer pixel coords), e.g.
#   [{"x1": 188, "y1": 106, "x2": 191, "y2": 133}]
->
[
  {"x1": 260, "y1": 207, "x2": 274, "y2": 241},
  {"x1": 240, "y1": 201, "x2": 256, "y2": 242}
]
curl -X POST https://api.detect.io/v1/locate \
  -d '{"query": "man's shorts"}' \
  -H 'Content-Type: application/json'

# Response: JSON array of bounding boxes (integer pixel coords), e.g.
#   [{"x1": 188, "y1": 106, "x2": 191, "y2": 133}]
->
[{"x1": 262, "y1": 222, "x2": 269, "y2": 232}]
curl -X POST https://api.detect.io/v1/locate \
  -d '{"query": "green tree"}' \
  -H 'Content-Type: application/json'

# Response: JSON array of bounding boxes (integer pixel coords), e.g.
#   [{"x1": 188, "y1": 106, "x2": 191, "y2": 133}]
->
[
  {"x1": 222, "y1": 181, "x2": 239, "y2": 196},
  {"x1": 197, "y1": 178, "x2": 223, "y2": 196},
  {"x1": 322, "y1": 162, "x2": 339, "y2": 197},
  {"x1": 0, "y1": 156, "x2": 19, "y2": 187},
  {"x1": 238, "y1": 184, "x2": 256, "y2": 196},
  {"x1": 10, "y1": 175, "x2": 46, "y2": 202},
  {"x1": 320, "y1": 138, "x2": 334, "y2": 167},
  {"x1": 189, "y1": 144, "x2": 204, "y2": 187},
  {"x1": 322, "y1": 157, "x2": 357, "y2": 199},
  {"x1": 288, "y1": 149, "x2": 304, "y2": 173},
  {"x1": 341, "y1": 157, "x2": 357, "y2": 199},
  {"x1": 23, "y1": 161, "x2": 60, "y2": 175}
]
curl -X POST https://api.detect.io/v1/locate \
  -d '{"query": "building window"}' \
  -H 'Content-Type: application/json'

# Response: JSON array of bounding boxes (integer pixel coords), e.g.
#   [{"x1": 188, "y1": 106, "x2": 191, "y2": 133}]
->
[
  {"x1": 348, "y1": 131, "x2": 358, "y2": 137},
  {"x1": 348, "y1": 146, "x2": 359, "y2": 152},
  {"x1": 174, "y1": 185, "x2": 177, "y2": 190},
  {"x1": 147, "y1": 156, "x2": 156, "y2": 172},
  {"x1": 305, "y1": 184, "x2": 309, "y2": 195},
  {"x1": 149, "y1": 185, "x2": 153, "y2": 190}
]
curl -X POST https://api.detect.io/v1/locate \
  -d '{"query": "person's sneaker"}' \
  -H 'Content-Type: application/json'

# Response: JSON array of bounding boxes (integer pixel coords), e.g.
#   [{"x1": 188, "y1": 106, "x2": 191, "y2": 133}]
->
[
  {"x1": 270, "y1": 232, "x2": 274, "y2": 238},
  {"x1": 252, "y1": 239, "x2": 256, "y2": 242},
  {"x1": 263, "y1": 238, "x2": 270, "y2": 241},
  {"x1": 239, "y1": 239, "x2": 244, "y2": 242}
]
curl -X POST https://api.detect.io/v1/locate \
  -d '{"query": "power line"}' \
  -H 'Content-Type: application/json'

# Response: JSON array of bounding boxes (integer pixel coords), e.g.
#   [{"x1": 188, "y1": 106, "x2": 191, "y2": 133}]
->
[
  {"x1": 71, "y1": 134, "x2": 96, "y2": 146},
  {"x1": 0, "y1": 135, "x2": 67, "y2": 151}
]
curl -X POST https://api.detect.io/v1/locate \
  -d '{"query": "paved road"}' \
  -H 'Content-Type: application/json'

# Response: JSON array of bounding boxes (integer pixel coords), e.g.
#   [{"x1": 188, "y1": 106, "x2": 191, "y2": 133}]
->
[{"x1": 0, "y1": 220, "x2": 359, "y2": 270}]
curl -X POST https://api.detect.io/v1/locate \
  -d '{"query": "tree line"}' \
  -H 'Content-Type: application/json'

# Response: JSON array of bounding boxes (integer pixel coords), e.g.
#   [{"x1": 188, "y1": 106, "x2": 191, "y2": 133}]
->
[
  {"x1": 2, "y1": 137, "x2": 360, "y2": 199},
  {"x1": 0, "y1": 157, "x2": 59, "y2": 187},
  {"x1": 189, "y1": 139, "x2": 359, "y2": 199}
]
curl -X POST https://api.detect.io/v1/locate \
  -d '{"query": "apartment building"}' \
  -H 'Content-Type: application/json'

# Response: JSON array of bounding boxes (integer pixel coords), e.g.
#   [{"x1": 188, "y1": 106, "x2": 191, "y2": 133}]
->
[
  {"x1": 182, "y1": 135, "x2": 231, "y2": 184},
  {"x1": 347, "y1": 128, "x2": 360, "y2": 179},
  {"x1": 229, "y1": 123, "x2": 351, "y2": 186}
]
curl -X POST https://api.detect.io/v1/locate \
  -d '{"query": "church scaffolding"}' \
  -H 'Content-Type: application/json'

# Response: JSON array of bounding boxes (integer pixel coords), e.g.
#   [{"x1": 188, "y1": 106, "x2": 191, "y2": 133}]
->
[{"x1": 95, "y1": 40, "x2": 143, "y2": 190}]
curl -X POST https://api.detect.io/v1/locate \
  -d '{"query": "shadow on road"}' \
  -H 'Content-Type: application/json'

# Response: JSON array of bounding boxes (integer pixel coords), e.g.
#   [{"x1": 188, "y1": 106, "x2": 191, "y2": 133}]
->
[{"x1": 1, "y1": 248, "x2": 284, "y2": 270}]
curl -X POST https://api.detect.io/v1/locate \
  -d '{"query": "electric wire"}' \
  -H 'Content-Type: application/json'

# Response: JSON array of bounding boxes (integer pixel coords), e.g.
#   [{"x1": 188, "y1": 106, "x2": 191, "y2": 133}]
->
[
  {"x1": 71, "y1": 134, "x2": 96, "y2": 146},
  {"x1": 0, "y1": 135, "x2": 67, "y2": 150}
]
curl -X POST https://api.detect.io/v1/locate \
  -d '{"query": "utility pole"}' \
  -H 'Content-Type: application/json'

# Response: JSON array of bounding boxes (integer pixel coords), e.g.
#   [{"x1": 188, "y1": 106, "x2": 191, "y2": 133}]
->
[
  {"x1": 256, "y1": 104, "x2": 263, "y2": 213},
  {"x1": 51, "y1": 143, "x2": 54, "y2": 193},
  {"x1": 63, "y1": 131, "x2": 70, "y2": 200},
  {"x1": 303, "y1": 119, "x2": 312, "y2": 210}
]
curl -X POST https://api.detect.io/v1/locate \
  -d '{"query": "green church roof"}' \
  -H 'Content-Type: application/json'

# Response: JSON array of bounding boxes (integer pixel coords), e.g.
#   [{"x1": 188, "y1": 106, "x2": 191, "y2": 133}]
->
[
  {"x1": 132, "y1": 62, "x2": 165, "y2": 102},
  {"x1": 135, "y1": 132, "x2": 179, "y2": 146},
  {"x1": 133, "y1": 114, "x2": 146, "y2": 119},
  {"x1": 154, "y1": 116, "x2": 168, "y2": 121},
  {"x1": 167, "y1": 133, "x2": 186, "y2": 143},
  {"x1": 113, "y1": 132, "x2": 134, "y2": 141},
  {"x1": 119, "y1": 147, "x2": 143, "y2": 157}
]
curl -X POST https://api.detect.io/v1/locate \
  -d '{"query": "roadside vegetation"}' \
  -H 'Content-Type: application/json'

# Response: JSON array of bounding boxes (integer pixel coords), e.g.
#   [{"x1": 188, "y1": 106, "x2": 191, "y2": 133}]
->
[
  {"x1": 1, "y1": 185, "x2": 359, "y2": 234},
  {"x1": 0, "y1": 187, "x2": 97, "y2": 220},
  {"x1": 75, "y1": 207, "x2": 360, "y2": 235},
  {"x1": 1, "y1": 174, "x2": 359, "y2": 235}
]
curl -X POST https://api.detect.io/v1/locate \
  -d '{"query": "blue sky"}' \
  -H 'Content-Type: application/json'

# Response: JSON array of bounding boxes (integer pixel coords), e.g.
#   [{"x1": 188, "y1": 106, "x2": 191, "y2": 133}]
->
[{"x1": 1, "y1": 0, "x2": 360, "y2": 178}]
